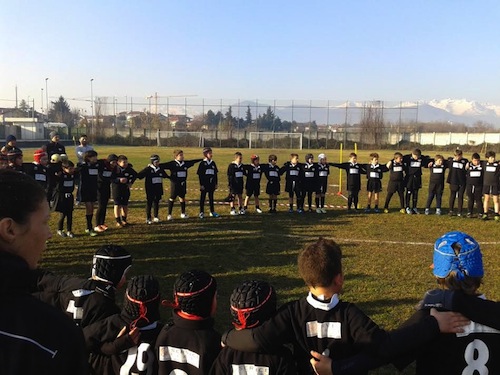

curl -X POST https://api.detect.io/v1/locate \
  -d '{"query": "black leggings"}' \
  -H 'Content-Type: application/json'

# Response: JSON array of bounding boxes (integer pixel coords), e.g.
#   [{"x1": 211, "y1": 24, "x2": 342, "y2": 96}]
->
[
  {"x1": 405, "y1": 189, "x2": 419, "y2": 209},
  {"x1": 200, "y1": 190, "x2": 215, "y2": 213},
  {"x1": 96, "y1": 184, "x2": 110, "y2": 226},
  {"x1": 58, "y1": 211, "x2": 73, "y2": 231},
  {"x1": 449, "y1": 184, "x2": 466, "y2": 212},
  {"x1": 146, "y1": 195, "x2": 161, "y2": 219},
  {"x1": 347, "y1": 190, "x2": 359, "y2": 209},
  {"x1": 466, "y1": 185, "x2": 483, "y2": 214}
]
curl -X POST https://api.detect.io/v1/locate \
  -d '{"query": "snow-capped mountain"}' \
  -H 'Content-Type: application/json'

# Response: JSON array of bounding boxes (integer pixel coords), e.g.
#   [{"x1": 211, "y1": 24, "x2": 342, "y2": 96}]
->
[{"x1": 428, "y1": 99, "x2": 500, "y2": 117}]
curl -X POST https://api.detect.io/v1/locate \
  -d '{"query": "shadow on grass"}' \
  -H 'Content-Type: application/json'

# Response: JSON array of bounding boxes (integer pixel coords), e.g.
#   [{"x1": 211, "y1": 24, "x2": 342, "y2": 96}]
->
[{"x1": 355, "y1": 297, "x2": 420, "y2": 318}]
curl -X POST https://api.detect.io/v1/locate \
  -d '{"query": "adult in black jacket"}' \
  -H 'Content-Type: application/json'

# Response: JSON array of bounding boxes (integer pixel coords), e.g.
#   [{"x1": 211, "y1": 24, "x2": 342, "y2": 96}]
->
[
  {"x1": 33, "y1": 244, "x2": 132, "y2": 328},
  {"x1": 95, "y1": 154, "x2": 118, "y2": 231},
  {"x1": 45, "y1": 131, "x2": 66, "y2": 159},
  {"x1": 0, "y1": 169, "x2": 87, "y2": 374}
]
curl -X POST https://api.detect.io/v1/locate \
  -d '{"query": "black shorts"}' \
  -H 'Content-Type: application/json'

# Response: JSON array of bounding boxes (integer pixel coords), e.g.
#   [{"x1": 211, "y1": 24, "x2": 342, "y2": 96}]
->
[
  {"x1": 367, "y1": 180, "x2": 382, "y2": 193},
  {"x1": 170, "y1": 182, "x2": 187, "y2": 199},
  {"x1": 483, "y1": 185, "x2": 499, "y2": 195},
  {"x1": 266, "y1": 181, "x2": 280, "y2": 195},
  {"x1": 54, "y1": 193, "x2": 74, "y2": 213},
  {"x1": 406, "y1": 175, "x2": 422, "y2": 190},
  {"x1": 114, "y1": 192, "x2": 130, "y2": 206},
  {"x1": 387, "y1": 180, "x2": 404, "y2": 194},
  {"x1": 80, "y1": 189, "x2": 98, "y2": 203},
  {"x1": 302, "y1": 183, "x2": 317, "y2": 193},
  {"x1": 316, "y1": 182, "x2": 328, "y2": 194},
  {"x1": 285, "y1": 180, "x2": 301, "y2": 193},
  {"x1": 245, "y1": 184, "x2": 260, "y2": 197},
  {"x1": 230, "y1": 184, "x2": 244, "y2": 195},
  {"x1": 428, "y1": 181, "x2": 444, "y2": 194}
]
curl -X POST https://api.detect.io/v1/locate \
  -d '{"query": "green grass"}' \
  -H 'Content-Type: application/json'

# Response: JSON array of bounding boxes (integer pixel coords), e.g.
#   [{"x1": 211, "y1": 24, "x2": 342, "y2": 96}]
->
[{"x1": 36, "y1": 146, "x2": 500, "y2": 374}]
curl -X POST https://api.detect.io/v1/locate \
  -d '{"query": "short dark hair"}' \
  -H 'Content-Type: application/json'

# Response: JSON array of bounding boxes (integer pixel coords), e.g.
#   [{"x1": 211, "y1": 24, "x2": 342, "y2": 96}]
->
[
  {"x1": 485, "y1": 151, "x2": 496, "y2": 159},
  {"x1": 472, "y1": 153, "x2": 481, "y2": 160},
  {"x1": 0, "y1": 170, "x2": 46, "y2": 225},
  {"x1": 290, "y1": 153, "x2": 298, "y2": 159},
  {"x1": 174, "y1": 149, "x2": 183, "y2": 157},
  {"x1": 394, "y1": 152, "x2": 403, "y2": 158},
  {"x1": 298, "y1": 238, "x2": 342, "y2": 288},
  {"x1": 412, "y1": 148, "x2": 422, "y2": 157},
  {"x1": 349, "y1": 152, "x2": 357, "y2": 158},
  {"x1": 435, "y1": 154, "x2": 444, "y2": 161},
  {"x1": 84, "y1": 150, "x2": 98, "y2": 163},
  {"x1": 268, "y1": 154, "x2": 277, "y2": 162},
  {"x1": 118, "y1": 155, "x2": 128, "y2": 162},
  {"x1": 370, "y1": 152, "x2": 379, "y2": 159},
  {"x1": 454, "y1": 149, "x2": 463, "y2": 156},
  {"x1": 234, "y1": 152, "x2": 242, "y2": 157}
]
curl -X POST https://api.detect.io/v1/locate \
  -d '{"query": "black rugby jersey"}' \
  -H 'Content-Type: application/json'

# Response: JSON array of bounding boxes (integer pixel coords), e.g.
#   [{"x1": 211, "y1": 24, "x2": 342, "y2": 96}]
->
[
  {"x1": 160, "y1": 159, "x2": 202, "y2": 185},
  {"x1": 245, "y1": 164, "x2": 263, "y2": 188},
  {"x1": 156, "y1": 312, "x2": 221, "y2": 375},
  {"x1": 467, "y1": 163, "x2": 484, "y2": 186},
  {"x1": 224, "y1": 293, "x2": 440, "y2": 374},
  {"x1": 446, "y1": 157, "x2": 468, "y2": 185},
  {"x1": 387, "y1": 160, "x2": 405, "y2": 182},
  {"x1": 482, "y1": 160, "x2": 500, "y2": 187},
  {"x1": 428, "y1": 163, "x2": 447, "y2": 184},
  {"x1": 24, "y1": 162, "x2": 49, "y2": 189},
  {"x1": 227, "y1": 162, "x2": 246, "y2": 189},
  {"x1": 197, "y1": 159, "x2": 219, "y2": 188},
  {"x1": 137, "y1": 164, "x2": 169, "y2": 196},
  {"x1": 330, "y1": 162, "x2": 365, "y2": 190}
]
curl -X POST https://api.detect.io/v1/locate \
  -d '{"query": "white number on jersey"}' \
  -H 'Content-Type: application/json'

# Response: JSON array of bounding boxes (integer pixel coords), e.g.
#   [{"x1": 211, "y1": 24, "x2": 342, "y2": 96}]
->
[
  {"x1": 462, "y1": 339, "x2": 489, "y2": 375},
  {"x1": 120, "y1": 343, "x2": 154, "y2": 375}
]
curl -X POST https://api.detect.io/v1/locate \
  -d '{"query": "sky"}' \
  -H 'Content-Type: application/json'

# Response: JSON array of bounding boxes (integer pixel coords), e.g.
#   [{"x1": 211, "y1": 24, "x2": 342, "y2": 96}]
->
[{"x1": 2, "y1": 0, "x2": 500, "y2": 113}]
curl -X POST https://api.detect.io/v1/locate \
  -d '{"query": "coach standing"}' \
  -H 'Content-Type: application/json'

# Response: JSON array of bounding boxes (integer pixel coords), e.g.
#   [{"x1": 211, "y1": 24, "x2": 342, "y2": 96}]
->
[
  {"x1": 45, "y1": 131, "x2": 66, "y2": 159},
  {"x1": 0, "y1": 170, "x2": 87, "y2": 374}
]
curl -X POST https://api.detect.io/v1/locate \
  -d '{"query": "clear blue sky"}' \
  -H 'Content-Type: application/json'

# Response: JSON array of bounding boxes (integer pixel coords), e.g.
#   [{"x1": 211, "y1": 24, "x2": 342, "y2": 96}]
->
[{"x1": 2, "y1": 0, "x2": 500, "y2": 110}]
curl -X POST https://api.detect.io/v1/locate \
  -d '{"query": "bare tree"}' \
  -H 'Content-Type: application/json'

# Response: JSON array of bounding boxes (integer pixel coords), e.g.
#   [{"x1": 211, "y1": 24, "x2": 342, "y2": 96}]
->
[{"x1": 360, "y1": 101, "x2": 385, "y2": 145}]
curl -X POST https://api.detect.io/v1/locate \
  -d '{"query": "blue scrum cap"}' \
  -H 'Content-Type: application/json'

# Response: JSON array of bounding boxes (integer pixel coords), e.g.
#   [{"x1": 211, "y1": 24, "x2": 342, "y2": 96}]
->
[{"x1": 433, "y1": 231, "x2": 483, "y2": 280}]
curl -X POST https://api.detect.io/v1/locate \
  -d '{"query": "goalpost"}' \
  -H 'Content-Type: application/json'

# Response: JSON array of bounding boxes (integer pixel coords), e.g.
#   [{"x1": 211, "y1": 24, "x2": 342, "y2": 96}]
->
[
  {"x1": 249, "y1": 132, "x2": 303, "y2": 149},
  {"x1": 157, "y1": 131, "x2": 205, "y2": 148}
]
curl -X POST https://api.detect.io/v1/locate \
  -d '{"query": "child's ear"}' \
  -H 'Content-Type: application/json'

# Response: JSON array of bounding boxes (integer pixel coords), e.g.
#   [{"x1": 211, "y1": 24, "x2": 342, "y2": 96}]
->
[{"x1": 333, "y1": 273, "x2": 344, "y2": 287}]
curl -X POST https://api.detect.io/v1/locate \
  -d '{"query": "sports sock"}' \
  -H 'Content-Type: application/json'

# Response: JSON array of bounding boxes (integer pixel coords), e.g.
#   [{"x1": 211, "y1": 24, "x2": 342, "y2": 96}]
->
[
  {"x1": 86, "y1": 214, "x2": 92, "y2": 230},
  {"x1": 180, "y1": 201, "x2": 186, "y2": 213}
]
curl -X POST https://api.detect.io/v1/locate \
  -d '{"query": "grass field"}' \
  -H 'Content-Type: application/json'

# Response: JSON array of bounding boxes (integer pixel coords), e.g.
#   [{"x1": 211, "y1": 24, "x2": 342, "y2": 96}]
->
[{"x1": 36, "y1": 145, "x2": 500, "y2": 374}]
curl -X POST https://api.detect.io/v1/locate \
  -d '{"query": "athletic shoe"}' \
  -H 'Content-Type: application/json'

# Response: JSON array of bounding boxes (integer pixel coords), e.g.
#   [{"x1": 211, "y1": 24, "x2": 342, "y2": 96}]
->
[
  {"x1": 239, "y1": 209, "x2": 246, "y2": 215},
  {"x1": 424, "y1": 208, "x2": 430, "y2": 215},
  {"x1": 399, "y1": 208, "x2": 406, "y2": 214},
  {"x1": 210, "y1": 212, "x2": 220, "y2": 218},
  {"x1": 230, "y1": 209, "x2": 238, "y2": 216},
  {"x1": 297, "y1": 209, "x2": 304, "y2": 214},
  {"x1": 448, "y1": 210, "x2": 454, "y2": 216},
  {"x1": 406, "y1": 207, "x2": 412, "y2": 215},
  {"x1": 121, "y1": 220, "x2": 129, "y2": 226},
  {"x1": 101, "y1": 224, "x2": 109, "y2": 230},
  {"x1": 66, "y1": 231, "x2": 74, "y2": 238},
  {"x1": 374, "y1": 208, "x2": 380, "y2": 213},
  {"x1": 316, "y1": 208, "x2": 322, "y2": 214},
  {"x1": 321, "y1": 208, "x2": 327, "y2": 214},
  {"x1": 116, "y1": 222, "x2": 123, "y2": 227},
  {"x1": 153, "y1": 217, "x2": 160, "y2": 223},
  {"x1": 85, "y1": 229, "x2": 98, "y2": 237},
  {"x1": 436, "y1": 208, "x2": 442, "y2": 215},
  {"x1": 412, "y1": 208, "x2": 419, "y2": 215},
  {"x1": 288, "y1": 208, "x2": 294, "y2": 213},
  {"x1": 466, "y1": 212, "x2": 472, "y2": 218},
  {"x1": 383, "y1": 208, "x2": 389, "y2": 214},
  {"x1": 167, "y1": 214, "x2": 173, "y2": 221},
  {"x1": 94, "y1": 225, "x2": 106, "y2": 233},
  {"x1": 146, "y1": 219, "x2": 152, "y2": 225},
  {"x1": 57, "y1": 230, "x2": 66, "y2": 238},
  {"x1": 308, "y1": 208, "x2": 313, "y2": 213},
  {"x1": 180, "y1": 213, "x2": 189, "y2": 219},
  {"x1": 364, "y1": 208, "x2": 371, "y2": 213},
  {"x1": 199, "y1": 212, "x2": 204, "y2": 219},
  {"x1": 256, "y1": 208, "x2": 263, "y2": 214},
  {"x1": 481, "y1": 214, "x2": 488, "y2": 220},
  {"x1": 495, "y1": 215, "x2": 500, "y2": 222},
  {"x1": 457, "y1": 212, "x2": 462, "y2": 217}
]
